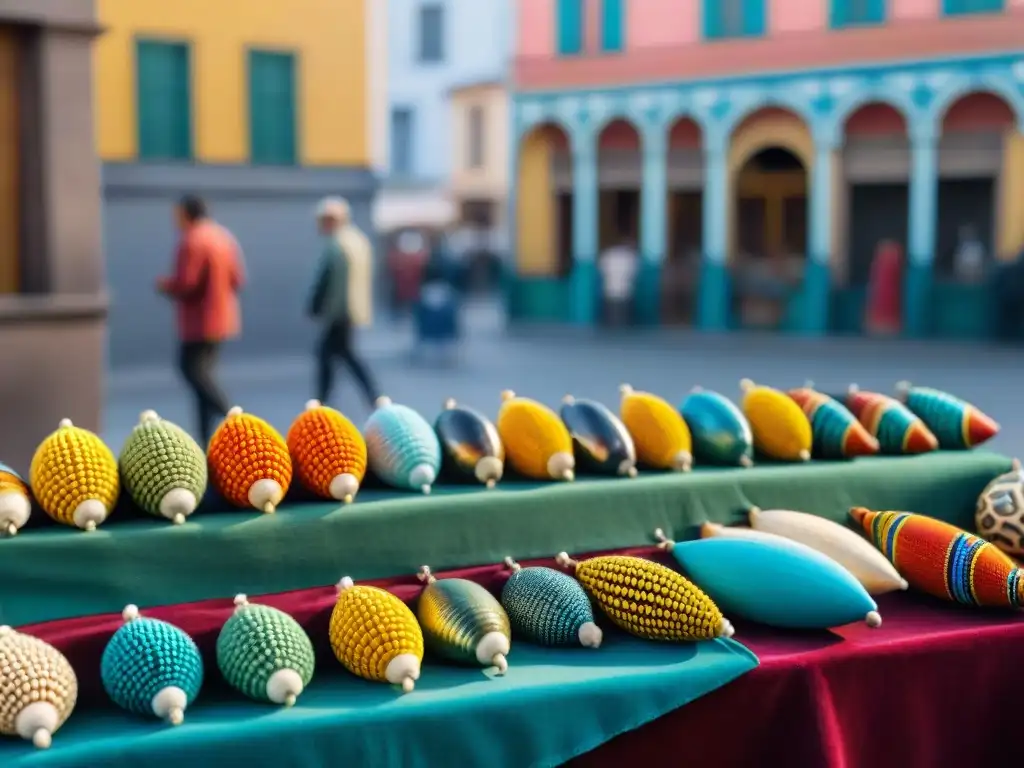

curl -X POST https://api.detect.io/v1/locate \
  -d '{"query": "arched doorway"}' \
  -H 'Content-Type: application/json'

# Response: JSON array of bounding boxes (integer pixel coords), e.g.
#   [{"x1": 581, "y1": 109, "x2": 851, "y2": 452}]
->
[
  {"x1": 514, "y1": 122, "x2": 573, "y2": 320},
  {"x1": 934, "y1": 91, "x2": 1017, "y2": 338},
  {"x1": 597, "y1": 119, "x2": 641, "y2": 252},
  {"x1": 840, "y1": 101, "x2": 910, "y2": 334},
  {"x1": 663, "y1": 116, "x2": 703, "y2": 326},
  {"x1": 727, "y1": 108, "x2": 812, "y2": 330}
]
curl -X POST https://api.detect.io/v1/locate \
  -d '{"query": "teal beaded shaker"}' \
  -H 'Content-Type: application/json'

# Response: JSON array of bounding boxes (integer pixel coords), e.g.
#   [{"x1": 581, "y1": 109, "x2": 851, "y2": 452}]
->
[
  {"x1": 100, "y1": 605, "x2": 204, "y2": 725},
  {"x1": 119, "y1": 410, "x2": 208, "y2": 524},
  {"x1": 216, "y1": 594, "x2": 315, "y2": 706},
  {"x1": 500, "y1": 558, "x2": 603, "y2": 648}
]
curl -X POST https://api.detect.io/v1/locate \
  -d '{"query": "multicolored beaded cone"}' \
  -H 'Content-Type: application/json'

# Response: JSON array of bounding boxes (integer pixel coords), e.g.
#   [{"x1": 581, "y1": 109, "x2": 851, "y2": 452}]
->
[
  {"x1": 844, "y1": 385, "x2": 938, "y2": 455},
  {"x1": 434, "y1": 398, "x2": 505, "y2": 488},
  {"x1": 100, "y1": 605, "x2": 204, "y2": 724},
  {"x1": 680, "y1": 388, "x2": 754, "y2": 467},
  {"x1": 739, "y1": 379, "x2": 812, "y2": 462},
  {"x1": 119, "y1": 410, "x2": 208, "y2": 524},
  {"x1": 364, "y1": 396, "x2": 442, "y2": 494},
  {"x1": 330, "y1": 577, "x2": 424, "y2": 692},
  {"x1": 560, "y1": 395, "x2": 638, "y2": 477},
  {"x1": 0, "y1": 462, "x2": 31, "y2": 537},
  {"x1": 30, "y1": 418, "x2": 119, "y2": 531},
  {"x1": 618, "y1": 384, "x2": 693, "y2": 472},
  {"x1": 417, "y1": 566, "x2": 512, "y2": 674},
  {"x1": 207, "y1": 406, "x2": 292, "y2": 513},
  {"x1": 555, "y1": 552, "x2": 733, "y2": 641},
  {"x1": 895, "y1": 381, "x2": 999, "y2": 450},
  {"x1": 500, "y1": 558, "x2": 602, "y2": 648},
  {"x1": 787, "y1": 384, "x2": 879, "y2": 459},
  {"x1": 496, "y1": 390, "x2": 575, "y2": 481},
  {"x1": 0, "y1": 626, "x2": 77, "y2": 749},
  {"x1": 850, "y1": 507, "x2": 1024, "y2": 608},
  {"x1": 216, "y1": 595, "x2": 315, "y2": 706},
  {"x1": 287, "y1": 400, "x2": 367, "y2": 503}
]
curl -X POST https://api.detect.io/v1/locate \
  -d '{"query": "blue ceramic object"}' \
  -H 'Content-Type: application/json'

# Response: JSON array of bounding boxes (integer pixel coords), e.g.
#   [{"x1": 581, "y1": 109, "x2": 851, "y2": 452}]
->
[
  {"x1": 100, "y1": 605, "x2": 204, "y2": 724},
  {"x1": 680, "y1": 389, "x2": 754, "y2": 467},
  {"x1": 500, "y1": 559, "x2": 602, "y2": 648},
  {"x1": 434, "y1": 398, "x2": 504, "y2": 487},
  {"x1": 559, "y1": 396, "x2": 637, "y2": 477},
  {"x1": 365, "y1": 396, "x2": 442, "y2": 493},
  {"x1": 666, "y1": 537, "x2": 880, "y2": 629}
]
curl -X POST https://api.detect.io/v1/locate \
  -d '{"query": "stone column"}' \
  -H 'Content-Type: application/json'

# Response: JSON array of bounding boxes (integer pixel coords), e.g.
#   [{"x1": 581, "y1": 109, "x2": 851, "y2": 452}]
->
[
  {"x1": 0, "y1": 10, "x2": 107, "y2": 473},
  {"x1": 804, "y1": 135, "x2": 836, "y2": 335},
  {"x1": 906, "y1": 122, "x2": 938, "y2": 338},
  {"x1": 698, "y1": 131, "x2": 729, "y2": 331},
  {"x1": 569, "y1": 127, "x2": 598, "y2": 325},
  {"x1": 636, "y1": 121, "x2": 668, "y2": 325}
]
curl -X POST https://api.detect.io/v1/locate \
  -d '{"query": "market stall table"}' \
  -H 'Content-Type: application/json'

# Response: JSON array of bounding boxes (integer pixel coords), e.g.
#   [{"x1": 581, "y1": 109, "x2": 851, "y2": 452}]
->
[{"x1": 0, "y1": 451, "x2": 1007, "y2": 627}]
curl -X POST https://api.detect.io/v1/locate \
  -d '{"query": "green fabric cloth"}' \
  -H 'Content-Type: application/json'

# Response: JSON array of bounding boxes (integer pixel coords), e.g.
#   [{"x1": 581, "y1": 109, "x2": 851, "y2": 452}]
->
[
  {"x1": 0, "y1": 635, "x2": 757, "y2": 768},
  {"x1": 3, "y1": 452, "x2": 1009, "y2": 628}
]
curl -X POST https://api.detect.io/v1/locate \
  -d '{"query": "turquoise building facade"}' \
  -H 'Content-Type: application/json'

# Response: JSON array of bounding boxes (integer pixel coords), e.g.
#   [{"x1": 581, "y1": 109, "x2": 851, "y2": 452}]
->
[{"x1": 509, "y1": 1, "x2": 1024, "y2": 337}]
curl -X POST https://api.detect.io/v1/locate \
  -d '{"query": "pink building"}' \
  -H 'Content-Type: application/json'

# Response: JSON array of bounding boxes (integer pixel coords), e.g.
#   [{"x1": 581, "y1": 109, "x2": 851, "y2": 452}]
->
[{"x1": 508, "y1": 0, "x2": 1024, "y2": 338}]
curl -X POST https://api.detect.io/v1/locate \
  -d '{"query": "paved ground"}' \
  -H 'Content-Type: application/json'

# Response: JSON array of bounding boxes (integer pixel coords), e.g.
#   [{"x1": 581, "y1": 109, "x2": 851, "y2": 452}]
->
[{"x1": 104, "y1": 301, "x2": 1024, "y2": 458}]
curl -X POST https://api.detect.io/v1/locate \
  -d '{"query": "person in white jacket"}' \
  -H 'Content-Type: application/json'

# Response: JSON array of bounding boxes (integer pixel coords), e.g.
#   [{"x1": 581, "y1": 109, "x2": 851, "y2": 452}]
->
[{"x1": 307, "y1": 197, "x2": 380, "y2": 408}]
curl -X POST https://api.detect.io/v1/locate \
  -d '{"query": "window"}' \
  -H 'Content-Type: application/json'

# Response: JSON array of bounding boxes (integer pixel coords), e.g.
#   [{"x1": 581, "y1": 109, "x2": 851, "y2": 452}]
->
[
  {"x1": 391, "y1": 107, "x2": 414, "y2": 176},
  {"x1": 557, "y1": 0, "x2": 584, "y2": 55},
  {"x1": 831, "y1": 0, "x2": 886, "y2": 27},
  {"x1": 601, "y1": 0, "x2": 625, "y2": 52},
  {"x1": 136, "y1": 40, "x2": 192, "y2": 161},
  {"x1": 942, "y1": 0, "x2": 1003, "y2": 14},
  {"x1": 418, "y1": 4, "x2": 445, "y2": 63},
  {"x1": 467, "y1": 106, "x2": 485, "y2": 169},
  {"x1": 704, "y1": 0, "x2": 765, "y2": 40},
  {"x1": 248, "y1": 50, "x2": 297, "y2": 165}
]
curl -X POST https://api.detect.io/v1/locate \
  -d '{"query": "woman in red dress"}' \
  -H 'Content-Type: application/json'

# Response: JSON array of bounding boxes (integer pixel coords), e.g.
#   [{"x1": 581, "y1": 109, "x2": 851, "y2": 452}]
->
[{"x1": 865, "y1": 240, "x2": 902, "y2": 335}]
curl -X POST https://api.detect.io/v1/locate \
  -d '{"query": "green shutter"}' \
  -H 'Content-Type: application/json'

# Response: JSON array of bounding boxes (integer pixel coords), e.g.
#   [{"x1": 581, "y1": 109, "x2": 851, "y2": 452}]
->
[
  {"x1": 136, "y1": 40, "x2": 192, "y2": 161},
  {"x1": 703, "y1": 0, "x2": 723, "y2": 38},
  {"x1": 556, "y1": 0, "x2": 584, "y2": 55},
  {"x1": 601, "y1": 0, "x2": 624, "y2": 52},
  {"x1": 741, "y1": 0, "x2": 766, "y2": 36},
  {"x1": 830, "y1": 0, "x2": 850, "y2": 27},
  {"x1": 944, "y1": 0, "x2": 1002, "y2": 13},
  {"x1": 248, "y1": 51, "x2": 297, "y2": 166}
]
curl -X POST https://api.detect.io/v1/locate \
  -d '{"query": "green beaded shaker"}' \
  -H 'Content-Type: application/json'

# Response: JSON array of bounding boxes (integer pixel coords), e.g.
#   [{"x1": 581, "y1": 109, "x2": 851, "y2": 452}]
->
[
  {"x1": 216, "y1": 594, "x2": 316, "y2": 707},
  {"x1": 119, "y1": 410, "x2": 207, "y2": 524}
]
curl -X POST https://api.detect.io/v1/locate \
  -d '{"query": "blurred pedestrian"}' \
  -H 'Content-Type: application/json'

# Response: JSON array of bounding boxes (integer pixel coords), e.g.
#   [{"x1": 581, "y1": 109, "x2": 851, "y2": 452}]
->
[
  {"x1": 599, "y1": 238, "x2": 638, "y2": 327},
  {"x1": 309, "y1": 197, "x2": 380, "y2": 408},
  {"x1": 865, "y1": 240, "x2": 902, "y2": 336},
  {"x1": 156, "y1": 194, "x2": 245, "y2": 444}
]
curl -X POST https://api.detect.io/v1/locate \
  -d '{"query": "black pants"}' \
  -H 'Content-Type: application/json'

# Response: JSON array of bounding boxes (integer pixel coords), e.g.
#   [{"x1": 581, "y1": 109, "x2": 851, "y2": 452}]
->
[
  {"x1": 316, "y1": 318, "x2": 379, "y2": 408},
  {"x1": 178, "y1": 341, "x2": 230, "y2": 445}
]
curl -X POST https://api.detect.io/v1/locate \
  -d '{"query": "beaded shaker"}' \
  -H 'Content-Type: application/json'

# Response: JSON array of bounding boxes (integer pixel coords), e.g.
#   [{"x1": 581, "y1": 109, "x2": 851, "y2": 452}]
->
[
  {"x1": 560, "y1": 395, "x2": 638, "y2": 478},
  {"x1": 119, "y1": 410, "x2": 208, "y2": 524},
  {"x1": 207, "y1": 406, "x2": 293, "y2": 513},
  {"x1": 364, "y1": 396, "x2": 441, "y2": 494},
  {"x1": 495, "y1": 390, "x2": 575, "y2": 481},
  {"x1": 0, "y1": 462, "x2": 32, "y2": 537},
  {"x1": 556, "y1": 552, "x2": 733, "y2": 641},
  {"x1": 330, "y1": 577, "x2": 424, "y2": 692},
  {"x1": 100, "y1": 605, "x2": 204, "y2": 724},
  {"x1": 287, "y1": 399, "x2": 367, "y2": 503},
  {"x1": 500, "y1": 557, "x2": 602, "y2": 648},
  {"x1": 216, "y1": 594, "x2": 315, "y2": 706},
  {"x1": 0, "y1": 625, "x2": 78, "y2": 749},
  {"x1": 416, "y1": 565, "x2": 511, "y2": 674},
  {"x1": 30, "y1": 418, "x2": 119, "y2": 531}
]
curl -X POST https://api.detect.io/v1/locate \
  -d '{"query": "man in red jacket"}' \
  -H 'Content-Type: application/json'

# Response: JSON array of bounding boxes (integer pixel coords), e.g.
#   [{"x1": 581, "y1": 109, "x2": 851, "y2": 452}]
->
[{"x1": 156, "y1": 195, "x2": 246, "y2": 444}]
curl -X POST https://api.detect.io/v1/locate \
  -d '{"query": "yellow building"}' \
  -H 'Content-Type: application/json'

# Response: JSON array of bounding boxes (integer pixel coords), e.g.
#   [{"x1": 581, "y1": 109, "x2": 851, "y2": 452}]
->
[{"x1": 92, "y1": 0, "x2": 387, "y2": 365}]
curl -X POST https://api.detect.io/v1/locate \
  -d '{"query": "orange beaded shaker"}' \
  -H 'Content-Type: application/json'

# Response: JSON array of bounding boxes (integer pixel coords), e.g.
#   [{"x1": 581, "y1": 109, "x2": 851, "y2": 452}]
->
[
  {"x1": 286, "y1": 400, "x2": 367, "y2": 503},
  {"x1": 207, "y1": 406, "x2": 292, "y2": 513}
]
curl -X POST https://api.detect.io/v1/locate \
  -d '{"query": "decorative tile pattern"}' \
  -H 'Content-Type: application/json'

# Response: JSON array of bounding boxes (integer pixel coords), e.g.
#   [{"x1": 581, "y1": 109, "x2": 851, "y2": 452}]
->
[{"x1": 514, "y1": 54, "x2": 1024, "y2": 149}]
